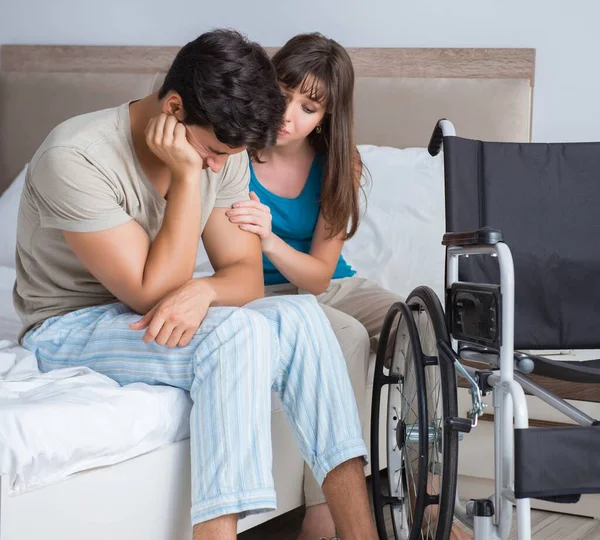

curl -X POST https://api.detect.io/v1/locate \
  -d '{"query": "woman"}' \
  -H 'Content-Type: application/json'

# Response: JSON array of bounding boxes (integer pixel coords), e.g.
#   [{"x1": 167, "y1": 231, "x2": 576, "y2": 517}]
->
[{"x1": 227, "y1": 33, "x2": 471, "y2": 540}]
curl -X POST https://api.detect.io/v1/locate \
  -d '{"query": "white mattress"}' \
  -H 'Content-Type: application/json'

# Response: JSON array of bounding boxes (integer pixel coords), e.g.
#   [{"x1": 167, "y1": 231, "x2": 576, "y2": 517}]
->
[{"x1": 0, "y1": 266, "x2": 194, "y2": 495}]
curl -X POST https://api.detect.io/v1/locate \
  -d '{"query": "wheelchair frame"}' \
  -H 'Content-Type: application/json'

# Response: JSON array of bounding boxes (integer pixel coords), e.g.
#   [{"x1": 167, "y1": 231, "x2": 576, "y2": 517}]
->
[
  {"x1": 441, "y1": 119, "x2": 599, "y2": 540},
  {"x1": 372, "y1": 119, "x2": 599, "y2": 540},
  {"x1": 448, "y1": 241, "x2": 530, "y2": 540}
]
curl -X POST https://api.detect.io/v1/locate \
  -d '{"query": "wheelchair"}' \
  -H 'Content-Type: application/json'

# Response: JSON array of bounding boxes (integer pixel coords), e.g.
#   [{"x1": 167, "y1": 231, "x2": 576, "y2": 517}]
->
[{"x1": 370, "y1": 119, "x2": 600, "y2": 540}]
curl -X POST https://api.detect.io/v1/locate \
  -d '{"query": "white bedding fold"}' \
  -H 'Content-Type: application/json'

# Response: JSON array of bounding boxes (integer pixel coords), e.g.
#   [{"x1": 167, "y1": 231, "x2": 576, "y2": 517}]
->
[{"x1": 0, "y1": 339, "x2": 193, "y2": 494}]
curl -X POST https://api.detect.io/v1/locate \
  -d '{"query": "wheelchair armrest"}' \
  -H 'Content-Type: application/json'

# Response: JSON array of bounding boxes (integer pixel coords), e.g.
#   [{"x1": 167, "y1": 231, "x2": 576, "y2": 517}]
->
[{"x1": 442, "y1": 227, "x2": 503, "y2": 247}]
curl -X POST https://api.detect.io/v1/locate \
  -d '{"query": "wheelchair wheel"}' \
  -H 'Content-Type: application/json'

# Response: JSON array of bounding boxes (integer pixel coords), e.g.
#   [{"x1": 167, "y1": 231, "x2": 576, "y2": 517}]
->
[{"x1": 371, "y1": 287, "x2": 459, "y2": 540}]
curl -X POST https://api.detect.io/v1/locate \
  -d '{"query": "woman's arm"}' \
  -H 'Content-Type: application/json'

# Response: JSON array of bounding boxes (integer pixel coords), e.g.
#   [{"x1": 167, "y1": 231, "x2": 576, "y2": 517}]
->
[
  {"x1": 226, "y1": 193, "x2": 345, "y2": 295},
  {"x1": 264, "y1": 213, "x2": 345, "y2": 294}
]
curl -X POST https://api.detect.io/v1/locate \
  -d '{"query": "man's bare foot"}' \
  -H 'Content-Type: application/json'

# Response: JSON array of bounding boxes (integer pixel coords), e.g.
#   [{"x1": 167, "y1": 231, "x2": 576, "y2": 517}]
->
[{"x1": 297, "y1": 503, "x2": 337, "y2": 540}]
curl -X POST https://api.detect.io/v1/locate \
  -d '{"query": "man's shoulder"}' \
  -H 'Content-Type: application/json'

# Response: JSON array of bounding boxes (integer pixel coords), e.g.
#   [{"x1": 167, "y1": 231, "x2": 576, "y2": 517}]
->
[
  {"x1": 209, "y1": 150, "x2": 249, "y2": 186},
  {"x1": 29, "y1": 104, "x2": 130, "y2": 184},
  {"x1": 216, "y1": 150, "x2": 248, "y2": 177},
  {"x1": 228, "y1": 150, "x2": 249, "y2": 167},
  {"x1": 32, "y1": 104, "x2": 127, "y2": 167}
]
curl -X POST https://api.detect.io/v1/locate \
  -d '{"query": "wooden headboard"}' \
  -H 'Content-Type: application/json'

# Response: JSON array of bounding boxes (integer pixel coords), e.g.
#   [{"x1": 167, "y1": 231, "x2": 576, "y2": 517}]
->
[{"x1": 0, "y1": 45, "x2": 535, "y2": 194}]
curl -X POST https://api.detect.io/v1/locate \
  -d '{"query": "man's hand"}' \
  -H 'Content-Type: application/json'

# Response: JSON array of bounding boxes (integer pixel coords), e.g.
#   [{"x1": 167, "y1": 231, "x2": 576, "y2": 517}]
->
[
  {"x1": 129, "y1": 279, "x2": 216, "y2": 348},
  {"x1": 145, "y1": 113, "x2": 204, "y2": 178}
]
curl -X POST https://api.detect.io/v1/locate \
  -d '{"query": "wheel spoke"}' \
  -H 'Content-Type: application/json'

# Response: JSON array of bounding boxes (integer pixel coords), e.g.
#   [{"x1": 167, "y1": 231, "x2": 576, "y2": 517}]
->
[{"x1": 383, "y1": 292, "x2": 459, "y2": 540}]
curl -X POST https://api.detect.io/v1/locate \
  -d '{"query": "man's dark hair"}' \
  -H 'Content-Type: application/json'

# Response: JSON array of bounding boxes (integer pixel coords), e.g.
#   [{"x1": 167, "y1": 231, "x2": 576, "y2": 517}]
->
[{"x1": 159, "y1": 29, "x2": 285, "y2": 150}]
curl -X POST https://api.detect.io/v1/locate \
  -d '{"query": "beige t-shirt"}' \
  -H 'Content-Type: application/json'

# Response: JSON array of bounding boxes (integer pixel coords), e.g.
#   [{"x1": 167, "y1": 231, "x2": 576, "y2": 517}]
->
[{"x1": 13, "y1": 102, "x2": 249, "y2": 337}]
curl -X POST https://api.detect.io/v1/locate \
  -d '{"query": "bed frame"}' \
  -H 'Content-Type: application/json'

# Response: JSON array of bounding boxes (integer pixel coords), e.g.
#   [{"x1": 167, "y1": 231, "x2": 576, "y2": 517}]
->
[{"x1": 0, "y1": 44, "x2": 535, "y2": 539}]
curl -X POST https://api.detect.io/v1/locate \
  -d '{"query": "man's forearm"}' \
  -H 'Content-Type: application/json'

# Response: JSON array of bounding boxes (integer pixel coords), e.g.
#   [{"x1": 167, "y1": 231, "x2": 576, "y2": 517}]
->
[
  {"x1": 139, "y1": 175, "x2": 202, "y2": 309},
  {"x1": 201, "y1": 260, "x2": 264, "y2": 307}
]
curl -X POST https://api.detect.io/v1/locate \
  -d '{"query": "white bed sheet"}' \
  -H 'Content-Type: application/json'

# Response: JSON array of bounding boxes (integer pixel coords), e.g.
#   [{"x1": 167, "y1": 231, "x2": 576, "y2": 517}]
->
[{"x1": 0, "y1": 266, "x2": 194, "y2": 495}]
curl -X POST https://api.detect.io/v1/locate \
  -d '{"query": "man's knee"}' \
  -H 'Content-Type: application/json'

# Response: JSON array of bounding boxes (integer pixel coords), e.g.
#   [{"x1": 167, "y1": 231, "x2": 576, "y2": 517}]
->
[
  {"x1": 209, "y1": 308, "x2": 276, "y2": 359},
  {"x1": 192, "y1": 309, "x2": 276, "y2": 384},
  {"x1": 233, "y1": 307, "x2": 269, "y2": 328}
]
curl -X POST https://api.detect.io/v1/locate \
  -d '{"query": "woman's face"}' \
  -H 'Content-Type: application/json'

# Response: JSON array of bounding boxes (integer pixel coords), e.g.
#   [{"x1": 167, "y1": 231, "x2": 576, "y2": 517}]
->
[{"x1": 277, "y1": 80, "x2": 327, "y2": 146}]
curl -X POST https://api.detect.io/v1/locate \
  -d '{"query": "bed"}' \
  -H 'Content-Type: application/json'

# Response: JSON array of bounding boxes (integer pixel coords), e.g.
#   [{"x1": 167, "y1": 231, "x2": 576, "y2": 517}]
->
[{"x1": 0, "y1": 44, "x2": 535, "y2": 539}]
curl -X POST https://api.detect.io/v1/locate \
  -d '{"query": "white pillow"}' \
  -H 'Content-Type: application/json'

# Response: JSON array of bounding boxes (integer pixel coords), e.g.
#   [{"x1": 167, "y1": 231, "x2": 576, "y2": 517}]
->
[
  {"x1": 0, "y1": 165, "x2": 28, "y2": 268},
  {"x1": 343, "y1": 146, "x2": 446, "y2": 301}
]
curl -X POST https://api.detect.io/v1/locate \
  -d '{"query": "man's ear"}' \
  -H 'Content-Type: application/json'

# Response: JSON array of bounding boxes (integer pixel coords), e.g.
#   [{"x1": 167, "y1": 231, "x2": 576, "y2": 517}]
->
[{"x1": 161, "y1": 92, "x2": 185, "y2": 122}]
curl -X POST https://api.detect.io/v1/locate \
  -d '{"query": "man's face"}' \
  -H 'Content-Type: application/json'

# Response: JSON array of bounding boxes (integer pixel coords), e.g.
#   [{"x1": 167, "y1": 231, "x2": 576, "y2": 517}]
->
[
  {"x1": 184, "y1": 124, "x2": 245, "y2": 173},
  {"x1": 161, "y1": 92, "x2": 245, "y2": 173}
]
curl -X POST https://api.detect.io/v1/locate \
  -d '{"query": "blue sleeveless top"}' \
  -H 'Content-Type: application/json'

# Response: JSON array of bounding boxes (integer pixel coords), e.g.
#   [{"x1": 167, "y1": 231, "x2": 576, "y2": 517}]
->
[{"x1": 249, "y1": 154, "x2": 356, "y2": 286}]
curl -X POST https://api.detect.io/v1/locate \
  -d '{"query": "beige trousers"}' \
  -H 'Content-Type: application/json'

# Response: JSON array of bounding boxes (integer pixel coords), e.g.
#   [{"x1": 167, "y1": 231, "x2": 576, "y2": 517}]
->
[{"x1": 265, "y1": 276, "x2": 404, "y2": 507}]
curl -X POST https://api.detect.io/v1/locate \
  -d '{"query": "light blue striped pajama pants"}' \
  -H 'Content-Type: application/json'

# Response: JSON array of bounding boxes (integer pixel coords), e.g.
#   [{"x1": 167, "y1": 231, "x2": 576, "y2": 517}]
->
[{"x1": 22, "y1": 294, "x2": 367, "y2": 526}]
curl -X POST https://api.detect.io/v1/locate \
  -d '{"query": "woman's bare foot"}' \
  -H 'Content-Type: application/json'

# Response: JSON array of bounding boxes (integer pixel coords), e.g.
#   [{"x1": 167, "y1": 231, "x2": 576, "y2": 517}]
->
[{"x1": 298, "y1": 503, "x2": 337, "y2": 540}]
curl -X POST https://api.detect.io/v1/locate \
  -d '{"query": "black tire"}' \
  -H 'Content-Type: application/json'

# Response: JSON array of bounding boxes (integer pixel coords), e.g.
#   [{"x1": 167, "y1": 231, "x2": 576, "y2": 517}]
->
[
  {"x1": 407, "y1": 286, "x2": 459, "y2": 540},
  {"x1": 371, "y1": 287, "x2": 459, "y2": 540}
]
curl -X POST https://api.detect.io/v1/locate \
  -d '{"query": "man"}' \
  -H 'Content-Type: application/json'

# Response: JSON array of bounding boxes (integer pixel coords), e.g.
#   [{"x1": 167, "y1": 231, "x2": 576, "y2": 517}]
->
[{"x1": 14, "y1": 29, "x2": 378, "y2": 540}]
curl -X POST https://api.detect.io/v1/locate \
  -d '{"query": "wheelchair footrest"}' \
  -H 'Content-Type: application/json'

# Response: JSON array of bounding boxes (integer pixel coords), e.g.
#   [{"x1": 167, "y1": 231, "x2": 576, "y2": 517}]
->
[{"x1": 515, "y1": 425, "x2": 600, "y2": 500}]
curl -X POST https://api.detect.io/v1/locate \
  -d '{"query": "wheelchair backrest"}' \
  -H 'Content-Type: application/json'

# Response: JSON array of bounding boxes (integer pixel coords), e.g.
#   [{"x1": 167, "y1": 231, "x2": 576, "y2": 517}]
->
[{"x1": 443, "y1": 136, "x2": 600, "y2": 350}]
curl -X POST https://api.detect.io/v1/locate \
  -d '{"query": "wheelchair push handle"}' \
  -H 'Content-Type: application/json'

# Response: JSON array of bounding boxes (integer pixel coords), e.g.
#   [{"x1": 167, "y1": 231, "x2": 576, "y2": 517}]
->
[{"x1": 428, "y1": 118, "x2": 456, "y2": 156}]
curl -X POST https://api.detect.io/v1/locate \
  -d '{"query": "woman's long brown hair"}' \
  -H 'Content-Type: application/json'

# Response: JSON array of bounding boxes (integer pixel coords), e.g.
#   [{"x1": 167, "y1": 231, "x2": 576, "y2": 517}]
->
[{"x1": 270, "y1": 33, "x2": 366, "y2": 240}]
